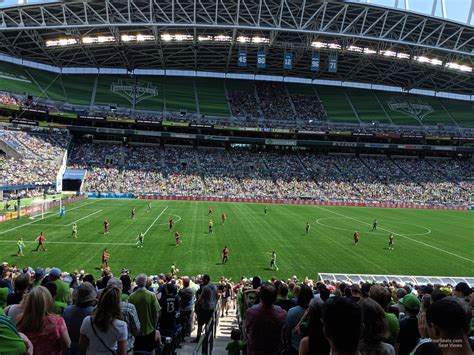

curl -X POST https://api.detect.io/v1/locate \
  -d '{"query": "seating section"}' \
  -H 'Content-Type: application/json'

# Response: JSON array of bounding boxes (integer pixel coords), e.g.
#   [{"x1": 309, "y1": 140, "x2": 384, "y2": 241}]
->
[
  {"x1": 0, "y1": 61, "x2": 472, "y2": 127},
  {"x1": 316, "y1": 86, "x2": 359, "y2": 122},
  {"x1": 68, "y1": 143, "x2": 472, "y2": 206},
  {"x1": 345, "y1": 88, "x2": 391, "y2": 123}
]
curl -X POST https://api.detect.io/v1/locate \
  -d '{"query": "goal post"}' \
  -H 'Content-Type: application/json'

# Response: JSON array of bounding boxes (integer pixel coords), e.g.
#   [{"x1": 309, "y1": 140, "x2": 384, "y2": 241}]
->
[{"x1": 28, "y1": 197, "x2": 63, "y2": 220}]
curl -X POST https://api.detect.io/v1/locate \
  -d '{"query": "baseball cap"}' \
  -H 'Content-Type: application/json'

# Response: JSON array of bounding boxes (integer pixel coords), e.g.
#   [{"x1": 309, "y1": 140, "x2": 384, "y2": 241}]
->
[
  {"x1": 49, "y1": 268, "x2": 61, "y2": 278},
  {"x1": 34, "y1": 267, "x2": 45, "y2": 279},
  {"x1": 401, "y1": 293, "x2": 421, "y2": 311}
]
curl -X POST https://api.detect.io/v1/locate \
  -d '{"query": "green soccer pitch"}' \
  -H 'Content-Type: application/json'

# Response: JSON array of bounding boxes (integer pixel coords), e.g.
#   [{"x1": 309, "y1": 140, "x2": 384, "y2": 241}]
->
[{"x1": 0, "y1": 198, "x2": 472, "y2": 280}]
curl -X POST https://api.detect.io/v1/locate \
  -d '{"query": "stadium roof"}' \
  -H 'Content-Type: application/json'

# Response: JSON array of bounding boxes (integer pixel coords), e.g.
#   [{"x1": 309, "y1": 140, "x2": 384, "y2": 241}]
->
[{"x1": 0, "y1": 0, "x2": 472, "y2": 95}]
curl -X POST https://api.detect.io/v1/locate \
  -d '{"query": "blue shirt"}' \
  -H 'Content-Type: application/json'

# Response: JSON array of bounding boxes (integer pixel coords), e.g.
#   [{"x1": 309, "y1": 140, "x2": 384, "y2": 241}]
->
[{"x1": 286, "y1": 305, "x2": 306, "y2": 350}]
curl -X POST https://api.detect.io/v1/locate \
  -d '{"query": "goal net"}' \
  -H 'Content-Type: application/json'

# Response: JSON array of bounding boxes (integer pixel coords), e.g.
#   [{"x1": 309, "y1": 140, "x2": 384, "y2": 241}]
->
[{"x1": 28, "y1": 198, "x2": 63, "y2": 220}]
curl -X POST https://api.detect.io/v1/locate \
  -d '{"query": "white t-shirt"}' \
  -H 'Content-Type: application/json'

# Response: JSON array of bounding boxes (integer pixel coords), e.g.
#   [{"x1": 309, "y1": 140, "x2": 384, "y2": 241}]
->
[{"x1": 80, "y1": 315, "x2": 128, "y2": 354}]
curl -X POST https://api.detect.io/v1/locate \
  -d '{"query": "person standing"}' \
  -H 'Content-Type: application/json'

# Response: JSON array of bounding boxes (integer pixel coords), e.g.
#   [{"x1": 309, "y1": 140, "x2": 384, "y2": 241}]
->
[
  {"x1": 34, "y1": 232, "x2": 47, "y2": 251},
  {"x1": 354, "y1": 230, "x2": 359, "y2": 246},
  {"x1": 17, "y1": 286, "x2": 71, "y2": 355},
  {"x1": 372, "y1": 219, "x2": 378, "y2": 231},
  {"x1": 270, "y1": 251, "x2": 279, "y2": 271},
  {"x1": 221, "y1": 212, "x2": 227, "y2": 225},
  {"x1": 17, "y1": 237, "x2": 26, "y2": 256},
  {"x1": 245, "y1": 284, "x2": 287, "y2": 355},
  {"x1": 71, "y1": 223, "x2": 78, "y2": 239},
  {"x1": 305, "y1": 222, "x2": 310, "y2": 235},
  {"x1": 79, "y1": 286, "x2": 127, "y2": 355},
  {"x1": 194, "y1": 274, "x2": 217, "y2": 342},
  {"x1": 62, "y1": 282, "x2": 97, "y2": 355},
  {"x1": 101, "y1": 249, "x2": 110, "y2": 270},
  {"x1": 129, "y1": 274, "x2": 160, "y2": 354},
  {"x1": 103, "y1": 219, "x2": 110, "y2": 235},
  {"x1": 135, "y1": 233, "x2": 144, "y2": 248},
  {"x1": 388, "y1": 234, "x2": 394, "y2": 250},
  {"x1": 48, "y1": 268, "x2": 71, "y2": 305},
  {"x1": 222, "y1": 246, "x2": 229, "y2": 264}
]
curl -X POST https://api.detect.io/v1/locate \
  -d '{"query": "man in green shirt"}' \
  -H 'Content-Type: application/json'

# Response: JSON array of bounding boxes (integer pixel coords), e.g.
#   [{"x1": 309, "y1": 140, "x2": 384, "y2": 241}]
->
[
  {"x1": 129, "y1": 273, "x2": 160, "y2": 353},
  {"x1": 48, "y1": 268, "x2": 71, "y2": 304}
]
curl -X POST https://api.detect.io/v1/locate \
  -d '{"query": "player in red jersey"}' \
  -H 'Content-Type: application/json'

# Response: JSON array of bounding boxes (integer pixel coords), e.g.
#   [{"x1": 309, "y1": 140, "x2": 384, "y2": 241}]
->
[
  {"x1": 175, "y1": 231, "x2": 182, "y2": 246},
  {"x1": 101, "y1": 248, "x2": 110, "y2": 269},
  {"x1": 221, "y1": 212, "x2": 227, "y2": 225},
  {"x1": 168, "y1": 218, "x2": 174, "y2": 231},
  {"x1": 104, "y1": 219, "x2": 110, "y2": 235},
  {"x1": 131, "y1": 208, "x2": 136, "y2": 220},
  {"x1": 34, "y1": 232, "x2": 47, "y2": 251},
  {"x1": 354, "y1": 230, "x2": 359, "y2": 246},
  {"x1": 222, "y1": 246, "x2": 229, "y2": 264}
]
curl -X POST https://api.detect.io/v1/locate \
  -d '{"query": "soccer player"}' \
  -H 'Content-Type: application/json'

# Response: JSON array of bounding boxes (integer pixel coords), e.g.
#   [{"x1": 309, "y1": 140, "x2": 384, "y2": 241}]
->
[
  {"x1": 136, "y1": 232, "x2": 144, "y2": 248},
  {"x1": 71, "y1": 223, "x2": 78, "y2": 239},
  {"x1": 175, "y1": 231, "x2": 182, "y2": 246},
  {"x1": 264, "y1": 206, "x2": 268, "y2": 215},
  {"x1": 306, "y1": 222, "x2": 311, "y2": 235},
  {"x1": 101, "y1": 248, "x2": 110, "y2": 269},
  {"x1": 372, "y1": 219, "x2": 377, "y2": 231},
  {"x1": 34, "y1": 232, "x2": 47, "y2": 251},
  {"x1": 147, "y1": 201, "x2": 152, "y2": 213},
  {"x1": 221, "y1": 212, "x2": 227, "y2": 225},
  {"x1": 17, "y1": 237, "x2": 25, "y2": 256},
  {"x1": 388, "y1": 233, "x2": 394, "y2": 250},
  {"x1": 222, "y1": 246, "x2": 229, "y2": 264},
  {"x1": 208, "y1": 220, "x2": 214, "y2": 234},
  {"x1": 59, "y1": 206, "x2": 65, "y2": 218},
  {"x1": 208, "y1": 206, "x2": 213, "y2": 215},
  {"x1": 171, "y1": 263, "x2": 179, "y2": 276},
  {"x1": 354, "y1": 230, "x2": 359, "y2": 246},
  {"x1": 270, "y1": 251, "x2": 278, "y2": 271},
  {"x1": 131, "y1": 208, "x2": 136, "y2": 220},
  {"x1": 168, "y1": 218, "x2": 174, "y2": 231},
  {"x1": 104, "y1": 219, "x2": 110, "y2": 235}
]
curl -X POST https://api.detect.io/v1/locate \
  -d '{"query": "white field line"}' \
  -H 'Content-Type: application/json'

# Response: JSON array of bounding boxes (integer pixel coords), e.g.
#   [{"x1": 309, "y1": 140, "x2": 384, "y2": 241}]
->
[
  {"x1": 67, "y1": 210, "x2": 103, "y2": 226},
  {"x1": 0, "y1": 199, "x2": 100, "y2": 235},
  {"x1": 144, "y1": 206, "x2": 169, "y2": 236},
  {"x1": 0, "y1": 240, "x2": 134, "y2": 246},
  {"x1": 313, "y1": 205, "x2": 473, "y2": 263}
]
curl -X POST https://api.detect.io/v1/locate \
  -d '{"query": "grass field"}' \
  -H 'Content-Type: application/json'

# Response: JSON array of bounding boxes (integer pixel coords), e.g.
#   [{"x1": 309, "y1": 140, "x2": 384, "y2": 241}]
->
[{"x1": 0, "y1": 199, "x2": 472, "y2": 280}]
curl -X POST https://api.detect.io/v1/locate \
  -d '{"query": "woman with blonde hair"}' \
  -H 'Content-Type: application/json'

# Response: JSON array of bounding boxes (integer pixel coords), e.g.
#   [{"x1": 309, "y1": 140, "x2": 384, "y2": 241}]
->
[
  {"x1": 79, "y1": 285, "x2": 128, "y2": 355},
  {"x1": 17, "y1": 285, "x2": 71, "y2": 355}
]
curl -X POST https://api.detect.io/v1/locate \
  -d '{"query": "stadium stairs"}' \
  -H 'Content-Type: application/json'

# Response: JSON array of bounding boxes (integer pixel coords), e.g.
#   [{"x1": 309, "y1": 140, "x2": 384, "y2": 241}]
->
[{"x1": 178, "y1": 308, "x2": 238, "y2": 355}]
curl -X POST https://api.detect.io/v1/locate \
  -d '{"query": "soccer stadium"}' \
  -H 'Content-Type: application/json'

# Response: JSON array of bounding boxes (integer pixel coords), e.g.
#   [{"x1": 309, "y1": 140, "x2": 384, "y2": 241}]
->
[{"x1": 0, "y1": 0, "x2": 473, "y2": 354}]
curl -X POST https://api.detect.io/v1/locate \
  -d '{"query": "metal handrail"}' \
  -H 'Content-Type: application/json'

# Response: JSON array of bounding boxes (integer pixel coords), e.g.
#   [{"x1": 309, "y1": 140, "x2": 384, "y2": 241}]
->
[{"x1": 193, "y1": 296, "x2": 220, "y2": 355}]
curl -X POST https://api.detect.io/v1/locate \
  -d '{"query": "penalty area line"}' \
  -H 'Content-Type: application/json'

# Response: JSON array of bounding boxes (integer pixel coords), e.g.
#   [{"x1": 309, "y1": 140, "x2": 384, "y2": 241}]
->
[
  {"x1": 67, "y1": 210, "x2": 103, "y2": 226},
  {"x1": 313, "y1": 205, "x2": 473, "y2": 263},
  {"x1": 144, "y1": 206, "x2": 169, "y2": 236},
  {"x1": 0, "y1": 199, "x2": 100, "y2": 235}
]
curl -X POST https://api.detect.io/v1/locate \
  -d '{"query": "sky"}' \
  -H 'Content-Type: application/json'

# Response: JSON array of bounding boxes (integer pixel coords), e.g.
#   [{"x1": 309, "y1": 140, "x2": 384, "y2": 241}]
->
[{"x1": 0, "y1": 0, "x2": 472, "y2": 24}]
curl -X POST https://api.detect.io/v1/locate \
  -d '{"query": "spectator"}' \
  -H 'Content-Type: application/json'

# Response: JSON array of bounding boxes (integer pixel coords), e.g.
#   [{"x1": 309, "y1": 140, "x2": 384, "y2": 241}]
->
[
  {"x1": 107, "y1": 277, "x2": 141, "y2": 354},
  {"x1": 322, "y1": 296, "x2": 362, "y2": 355},
  {"x1": 6, "y1": 272, "x2": 30, "y2": 306},
  {"x1": 245, "y1": 284, "x2": 287, "y2": 355},
  {"x1": 178, "y1": 276, "x2": 195, "y2": 336},
  {"x1": 48, "y1": 268, "x2": 70, "y2": 305},
  {"x1": 63, "y1": 282, "x2": 97, "y2": 355},
  {"x1": 359, "y1": 298, "x2": 396, "y2": 355},
  {"x1": 396, "y1": 293, "x2": 421, "y2": 355},
  {"x1": 413, "y1": 297, "x2": 471, "y2": 355},
  {"x1": 159, "y1": 282, "x2": 180, "y2": 334},
  {"x1": 369, "y1": 285, "x2": 400, "y2": 345},
  {"x1": 0, "y1": 315, "x2": 33, "y2": 354},
  {"x1": 33, "y1": 268, "x2": 45, "y2": 287},
  {"x1": 351, "y1": 284, "x2": 362, "y2": 303},
  {"x1": 392, "y1": 288, "x2": 407, "y2": 317},
  {"x1": 129, "y1": 273, "x2": 160, "y2": 354},
  {"x1": 195, "y1": 274, "x2": 218, "y2": 342},
  {"x1": 286, "y1": 284, "x2": 314, "y2": 354},
  {"x1": 44, "y1": 282, "x2": 67, "y2": 315},
  {"x1": 275, "y1": 283, "x2": 294, "y2": 312},
  {"x1": 298, "y1": 298, "x2": 330, "y2": 355},
  {"x1": 17, "y1": 286, "x2": 71, "y2": 355},
  {"x1": 453, "y1": 282, "x2": 472, "y2": 305},
  {"x1": 226, "y1": 328, "x2": 246, "y2": 355},
  {"x1": 79, "y1": 286, "x2": 127, "y2": 355}
]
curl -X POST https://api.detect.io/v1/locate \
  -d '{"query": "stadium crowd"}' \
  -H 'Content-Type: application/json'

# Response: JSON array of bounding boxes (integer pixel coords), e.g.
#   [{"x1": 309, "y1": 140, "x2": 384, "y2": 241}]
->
[
  {"x1": 0, "y1": 129, "x2": 68, "y2": 187},
  {"x1": 69, "y1": 143, "x2": 473, "y2": 206},
  {"x1": 0, "y1": 262, "x2": 472, "y2": 354},
  {"x1": 256, "y1": 82, "x2": 296, "y2": 121}
]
